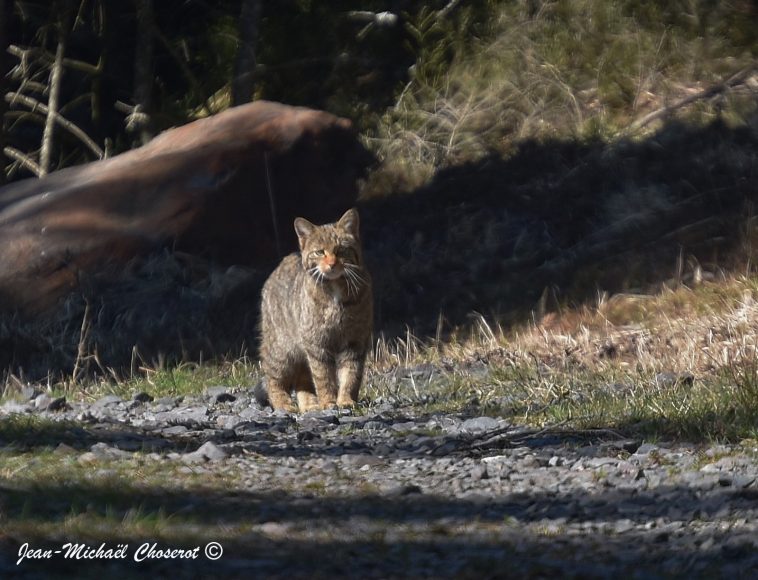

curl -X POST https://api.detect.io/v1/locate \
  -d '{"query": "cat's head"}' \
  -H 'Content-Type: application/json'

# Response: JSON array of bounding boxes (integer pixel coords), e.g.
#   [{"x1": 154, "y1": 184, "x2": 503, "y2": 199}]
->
[{"x1": 294, "y1": 208, "x2": 363, "y2": 286}]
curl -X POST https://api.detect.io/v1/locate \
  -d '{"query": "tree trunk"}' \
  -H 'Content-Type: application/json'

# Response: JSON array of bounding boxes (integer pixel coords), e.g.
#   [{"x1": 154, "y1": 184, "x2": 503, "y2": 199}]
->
[
  {"x1": 133, "y1": 0, "x2": 155, "y2": 144},
  {"x1": 231, "y1": 0, "x2": 262, "y2": 106},
  {"x1": 0, "y1": 0, "x2": 10, "y2": 183},
  {"x1": 40, "y1": 2, "x2": 73, "y2": 177}
]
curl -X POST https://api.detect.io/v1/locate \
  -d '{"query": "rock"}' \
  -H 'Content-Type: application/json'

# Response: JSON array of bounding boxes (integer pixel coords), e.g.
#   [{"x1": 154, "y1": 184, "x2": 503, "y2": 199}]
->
[
  {"x1": 205, "y1": 386, "x2": 237, "y2": 403},
  {"x1": 53, "y1": 443, "x2": 78, "y2": 455},
  {"x1": 164, "y1": 406, "x2": 209, "y2": 426},
  {"x1": 89, "y1": 442, "x2": 132, "y2": 459},
  {"x1": 93, "y1": 395, "x2": 122, "y2": 408},
  {"x1": 470, "y1": 463, "x2": 488, "y2": 480},
  {"x1": 633, "y1": 443, "x2": 659, "y2": 457},
  {"x1": 182, "y1": 441, "x2": 229, "y2": 463},
  {"x1": 132, "y1": 392, "x2": 154, "y2": 403},
  {"x1": 340, "y1": 454, "x2": 384, "y2": 468},
  {"x1": 460, "y1": 416, "x2": 501, "y2": 433},
  {"x1": 384, "y1": 484, "x2": 423, "y2": 497},
  {"x1": 47, "y1": 396, "x2": 67, "y2": 412},
  {"x1": 300, "y1": 410, "x2": 340, "y2": 424},
  {"x1": 33, "y1": 394, "x2": 53, "y2": 410},
  {"x1": 1, "y1": 401, "x2": 31, "y2": 414},
  {"x1": 162, "y1": 425, "x2": 189, "y2": 436},
  {"x1": 213, "y1": 392, "x2": 237, "y2": 404},
  {"x1": 19, "y1": 385, "x2": 39, "y2": 401},
  {"x1": 731, "y1": 475, "x2": 756, "y2": 489},
  {"x1": 655, "y1": 372, "x2": 694, "y2": 388}
]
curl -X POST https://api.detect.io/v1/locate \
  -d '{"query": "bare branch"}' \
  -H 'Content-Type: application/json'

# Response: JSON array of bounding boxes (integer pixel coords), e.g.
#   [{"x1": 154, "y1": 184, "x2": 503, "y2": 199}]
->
[
  {"x1": 346, "y1": 11, "x2": 399, "y2": 26},
  {"x1": 627, "y1": 64, "x2": 758, "y2": 133},
  {"x1": 436, "y1": 0, "x2": 464, "y2": 20},
  {"x1": 3, "y1": 145, "x2": 41, "y2": 176},
  {"x1": 8, "y1": 44, "x2": 101, "y2": 76},
  {"x1": 6, "y1": 91, "x2": 104, "y2": 158},
  {"x1": 39, "y1": 5, "x2": 72, "y2": 177}
]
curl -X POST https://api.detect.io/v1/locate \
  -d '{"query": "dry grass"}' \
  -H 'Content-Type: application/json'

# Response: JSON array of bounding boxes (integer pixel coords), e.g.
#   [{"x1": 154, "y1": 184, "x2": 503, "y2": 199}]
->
[
  {"x1": 366, "y1": 274, "x2": 758, "y2": 441},
  {"x1": 362, "y1": 1, "x2": 758, "y2": 197}
]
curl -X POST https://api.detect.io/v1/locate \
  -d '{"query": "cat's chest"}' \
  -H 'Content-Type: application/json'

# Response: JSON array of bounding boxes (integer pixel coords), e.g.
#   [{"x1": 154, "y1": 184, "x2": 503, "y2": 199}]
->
[{"x1": 309, "y1": 296, "x2": 346, "y2": 328}]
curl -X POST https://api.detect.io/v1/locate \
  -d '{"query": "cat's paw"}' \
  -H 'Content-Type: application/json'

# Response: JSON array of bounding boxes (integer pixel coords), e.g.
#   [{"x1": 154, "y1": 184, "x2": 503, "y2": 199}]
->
[{"x1": 336, "y1": 396, "x2": 358, "y2": 408}]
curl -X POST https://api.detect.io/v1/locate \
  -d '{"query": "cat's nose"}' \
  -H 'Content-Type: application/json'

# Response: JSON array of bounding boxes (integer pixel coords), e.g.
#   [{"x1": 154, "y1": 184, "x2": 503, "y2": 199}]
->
[{"x1": 323, "y1": 254, "x2": 337, "y2": 266}]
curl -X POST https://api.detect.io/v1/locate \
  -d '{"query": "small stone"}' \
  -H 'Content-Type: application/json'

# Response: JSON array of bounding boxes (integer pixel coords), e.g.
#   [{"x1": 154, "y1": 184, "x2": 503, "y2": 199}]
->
[
  {"x1": 259, "y1": 522, "x2": 289, "y2": 538},
  {"x1": 461, "y1": 416, "x2": 501, "y2": 433},
  {"x1": 53, "y1": 443, "x2": 78, "y2": 455},
  {"x1": 156, "y1": 396, "x2": 180, "y2": 408},
  {"x1": 548, "y1": 456, "x2": 562, "y2": 467},
  {"x1": 384, "y1": 484, "x2": 423, "y2": 497},
  {"x1": 196, "y1": 441, "x2": 229, "y2": 460},
  {"x1": 162, "y1": 425, "x2": 189, "y2": 436},
  {"x1": 719, "y1": 474, "x2": 734, "y2": 487},
  {"x1": 339, "y1": 415, "x2": 371, "y2": 426},
  {"x1": 205, "y1": 385, "x2": 230, "y2": 398},
  {"x1": 732, "y1": 475, "x2": 756, "y2": 489},
  {"x1": 300, "y1": 410, "x2": 339, "y2": 424},
  {"x1": 633, "y1": 443, "x2": 659, "y2": 457},
  {"x1": 2, "y1": 401, "x2": 31, "y2": 413},
  {"x1": 48, "y1": 397, "x2": 68, "y2": 412},
  {"x1": 34, "y1": 394, "x2": 52, "y2": 410},
  {"x1": 90, "y1": 442, "x2": 132, "y2": 459},
  {"x1": 213, "y1": 392, "x2": 237, "y2": 404},
  {"x1": 470, "y1": 463, "x2": 488, "y2": 480},
  {"x1": 93, "y1": 395, "x2": 122, "y2": 408},
  {"x1": 340, "y1": 454, "x2": 383, "y2": 468},
  {"x1": 615, "y1": 519, "x2": 635, "y2": 533},
  {"x1": 19, "y1": 385, "x2": 39, "y2": 401},
  {"x1": 182, "y1": 441, "x2": 228, "y2": 463},
  {"x1": 77, "y1": 452, "x2": 98, "y2": 464},
  {"x1": 655, "y1": 372, "x2": 694, "y2": 388}
]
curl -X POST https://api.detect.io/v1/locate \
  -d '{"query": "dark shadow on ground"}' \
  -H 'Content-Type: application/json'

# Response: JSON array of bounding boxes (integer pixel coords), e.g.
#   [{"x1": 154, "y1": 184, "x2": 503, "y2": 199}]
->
[
  {"x1": 361, "y1": 118, "x2": 758, "y2": 337},
  {"x1": 1, "y1": 474, "x2": 756, "y2": 579}
]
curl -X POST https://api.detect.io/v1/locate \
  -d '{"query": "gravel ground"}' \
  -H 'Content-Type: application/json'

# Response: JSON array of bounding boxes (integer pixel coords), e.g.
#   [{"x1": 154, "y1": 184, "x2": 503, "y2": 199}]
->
[{"x1": 2, "y1": 377, "x2": 758, "y2": 579}]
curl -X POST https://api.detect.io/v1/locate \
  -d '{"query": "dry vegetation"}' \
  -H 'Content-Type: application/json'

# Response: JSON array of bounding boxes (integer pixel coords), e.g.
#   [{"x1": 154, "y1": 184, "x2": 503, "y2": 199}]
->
[
  {"x1": 364, "y1": 0, "x2": 758, "y2": 196},
  {"x1": 364, "y1": 273, "x2": 758, "y2": 441}
]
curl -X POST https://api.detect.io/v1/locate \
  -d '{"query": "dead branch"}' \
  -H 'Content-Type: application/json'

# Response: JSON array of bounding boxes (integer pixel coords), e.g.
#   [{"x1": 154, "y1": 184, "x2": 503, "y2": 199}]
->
[
  {"x1": 6, "y1": 91, "x2": 104, "y2": 158},
  {"x1": 3, "y1": 145, "x2": 41, "y2": 176},
  {"x1": 627, "y1": 64, "x2": 758, "y2": 133},
  {"x1": 7, "y1": 44, "x2": 101, "y2": 76},
  {"x1": 39, "y1": 9, "x2": 69, "y2": 176}
]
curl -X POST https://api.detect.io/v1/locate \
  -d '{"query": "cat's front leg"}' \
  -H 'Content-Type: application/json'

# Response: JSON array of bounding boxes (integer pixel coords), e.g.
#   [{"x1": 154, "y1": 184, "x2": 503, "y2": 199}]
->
[
  {"x1": 336, "y1": 352, "x2": 366, "y2": 407},
  {"x1": 306, "y1": 352, "x2": 339, "y2": 409}
]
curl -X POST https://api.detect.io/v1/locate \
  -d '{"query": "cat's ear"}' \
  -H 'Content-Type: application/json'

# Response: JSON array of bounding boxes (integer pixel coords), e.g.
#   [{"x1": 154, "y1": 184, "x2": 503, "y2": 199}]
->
[
  {"x1": 337, "y1": 208, "x2": 360, "y2": 238},
  {"x1": 294, "y1": 217, "x2": 315, "y2": 250}
]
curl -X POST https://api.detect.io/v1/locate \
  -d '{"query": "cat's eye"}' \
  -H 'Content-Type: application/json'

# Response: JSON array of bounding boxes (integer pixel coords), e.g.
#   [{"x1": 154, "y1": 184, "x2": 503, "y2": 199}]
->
[{"x1": 311, "y1": 250, "x2": 325, "y2": 257}]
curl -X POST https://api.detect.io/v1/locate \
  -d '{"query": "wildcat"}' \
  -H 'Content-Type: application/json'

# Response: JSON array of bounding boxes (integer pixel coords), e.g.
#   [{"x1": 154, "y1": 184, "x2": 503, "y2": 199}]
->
[{"x1": 258, "y1": 208, "x2": 373, "y2": 412}]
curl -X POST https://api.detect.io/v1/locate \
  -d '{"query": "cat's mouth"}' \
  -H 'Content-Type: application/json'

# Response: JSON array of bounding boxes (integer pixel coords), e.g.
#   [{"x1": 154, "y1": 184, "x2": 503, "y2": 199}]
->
[{"x1": 318, "y1": 265, "x2": 344, "y2": 280}]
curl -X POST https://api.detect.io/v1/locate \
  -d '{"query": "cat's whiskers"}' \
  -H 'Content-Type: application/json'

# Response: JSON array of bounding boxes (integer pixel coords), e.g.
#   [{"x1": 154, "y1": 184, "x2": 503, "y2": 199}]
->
[
  {"x1": 342, "y1": 263, "x2": 366, "y2": 296},
  {"x1": 307, "y1": 265, "x2": 326, "y2": 284}
]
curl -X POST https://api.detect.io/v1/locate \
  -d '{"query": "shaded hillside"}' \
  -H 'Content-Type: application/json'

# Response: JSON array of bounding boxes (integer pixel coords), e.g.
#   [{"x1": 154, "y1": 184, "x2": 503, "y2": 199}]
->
[{"x1": 362, "y1": 118, "x2": 758, "y2": 336}]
